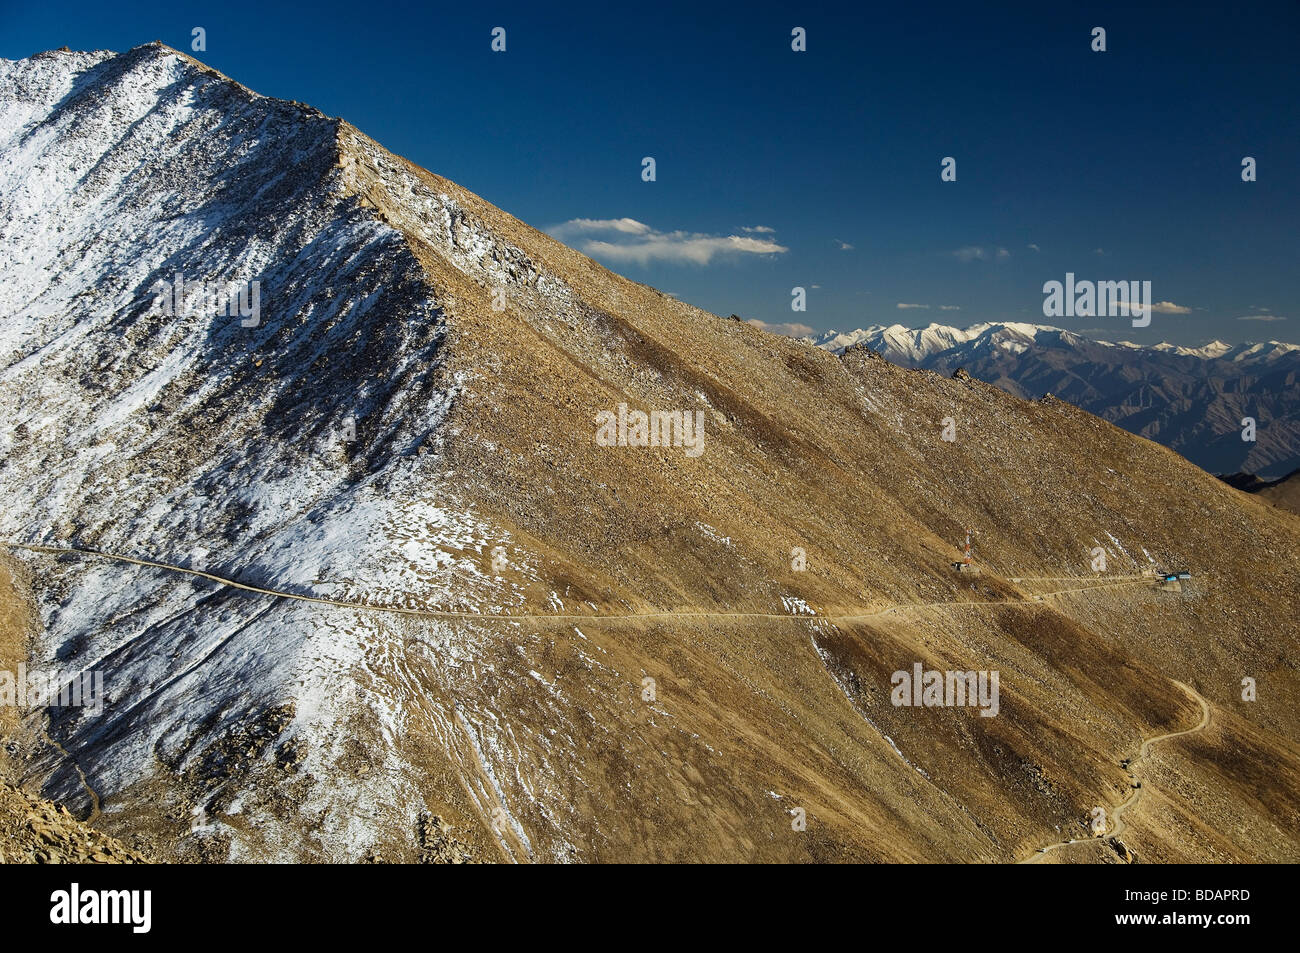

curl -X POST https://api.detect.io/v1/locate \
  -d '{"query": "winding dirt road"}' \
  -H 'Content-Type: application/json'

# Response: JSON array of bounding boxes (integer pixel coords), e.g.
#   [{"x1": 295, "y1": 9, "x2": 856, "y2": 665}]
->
[
  {"x1": 1020, "y1": 680, "x2": 1211, "y2": 864},
  {"x1": 6, "y1": 541, "x2": 1181, "y2": 851}
]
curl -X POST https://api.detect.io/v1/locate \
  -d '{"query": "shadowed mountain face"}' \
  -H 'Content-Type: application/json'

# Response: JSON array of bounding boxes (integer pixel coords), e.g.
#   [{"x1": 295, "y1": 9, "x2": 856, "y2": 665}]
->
[
  {"x1": 806, "y1": 324, "x2": 1300, "y2": 480},
  {"x1": 2, "y1": 44, "x2": 1299, "y2": 863}
]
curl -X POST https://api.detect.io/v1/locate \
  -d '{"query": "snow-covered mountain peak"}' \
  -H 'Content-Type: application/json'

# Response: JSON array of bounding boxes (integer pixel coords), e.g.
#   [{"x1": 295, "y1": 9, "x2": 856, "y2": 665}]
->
[
  {"x1": 803, "y1": 321, "x2": 1293, "y2": 365},
  {"x1": 0, "y1": 43, "x2": 536, "y2": 861}
]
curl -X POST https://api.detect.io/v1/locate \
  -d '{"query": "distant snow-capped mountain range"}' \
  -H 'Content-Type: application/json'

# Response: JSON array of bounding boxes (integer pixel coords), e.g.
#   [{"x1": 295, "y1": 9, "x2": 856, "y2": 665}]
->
[
  {"x1": 801, "y1": 322, "x2": 1300, "y2": 478},
  {"x1": 804, "y1": 321, "x2": 1297, "y2": 364}
]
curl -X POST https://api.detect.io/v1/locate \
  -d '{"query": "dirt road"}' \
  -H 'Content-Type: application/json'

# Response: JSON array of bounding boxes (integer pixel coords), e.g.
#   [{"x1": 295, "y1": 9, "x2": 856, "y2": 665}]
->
[{"x1": 1020, "y1": 680, "x2": 1211, "y2": 864}]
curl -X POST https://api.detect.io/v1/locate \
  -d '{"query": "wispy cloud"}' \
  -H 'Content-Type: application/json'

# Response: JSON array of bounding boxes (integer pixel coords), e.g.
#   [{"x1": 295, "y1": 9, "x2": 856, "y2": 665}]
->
[
  {"x1": 939, "y1": 304, "x2": 961, "y2": 311},
  {"x1": 556, "y1": 217, "x2": 651, "y2": 236},
  {"x1": 1027, "y1": 243, "x2": 1040, "y2": 252},
  {"x1": 953, "y1": 245, "x2": 1010, "y2": 262},
  {"x1": 1238, "y1": 313, "x2": 1287, "y2": 322},
  {"x1": 1112, "y1": 299, "x2": 1192, "y2": 315},
  {"x1": 549, "y1": 218, "x2": 788, "y2": 265},
  {"x1": 740, "y1": 225, "x2": 776, "y2": 234},
  {"x1": 835, "y1": 240, "x2": 854, "y2": 251},
  {"x1": 896, "y1": 302, "x2": 930, "y2": 309},
  {"x1": 746, "y1": 318, "x2": 815, "y2": 336}
]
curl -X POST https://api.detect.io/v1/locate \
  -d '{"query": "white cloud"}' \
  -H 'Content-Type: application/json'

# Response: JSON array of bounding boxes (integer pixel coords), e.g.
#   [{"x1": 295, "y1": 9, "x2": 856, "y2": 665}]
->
[
  {"x1": 939, "y1": 304, "x2": 961, "y2": 311},
  {"x1": 896, "y1": 302, "x2": 930, "y2": 310},
  {"x1": 746, "y1": 319, "x2": 815, "y2": 336},
  {"x1": 953, "y1": 245, "x2": 1010, "y2": 262},
  {"x1": 1114, "y1": 300, "x2": 1192, "y2": 315},
  {"x1": 836, "y1": 240, "x2": 854, "y2": 251},
  {"x1": 1027, "y1": 243, "x2": 1040, "y2": 252},
  {"x1": 549, "y1": 218, "x2": 788, "y2": 265},
  {"x1": 740, "y1": 225, "x2": 776, "y2": 234},
  {"x1": 1238, "y1": 313, "x2": 1287, "y2": 322},
  {"x1": 554, "y1": 217, "x2": 652, "y2": 236}
]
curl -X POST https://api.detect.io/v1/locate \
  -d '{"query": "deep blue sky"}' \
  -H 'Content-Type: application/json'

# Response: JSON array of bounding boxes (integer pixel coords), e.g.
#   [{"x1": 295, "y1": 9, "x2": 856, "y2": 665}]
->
[{"x1": 3, "y1": 0, "x2": 1298, "y2": 344}]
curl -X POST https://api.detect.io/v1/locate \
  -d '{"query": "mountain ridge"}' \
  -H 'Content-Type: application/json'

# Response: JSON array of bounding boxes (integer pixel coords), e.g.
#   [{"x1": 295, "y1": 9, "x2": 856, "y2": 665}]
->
[{"x1": 2, "y1": 44, "x2": 1298, "y2": 864}]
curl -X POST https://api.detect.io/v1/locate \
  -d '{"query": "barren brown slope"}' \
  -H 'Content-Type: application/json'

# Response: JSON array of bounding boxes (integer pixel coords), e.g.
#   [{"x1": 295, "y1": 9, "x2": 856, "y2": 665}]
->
[
  {"x1": 1259, "y1": 469, "x2": 1300, "y2": 515},
  {"x1": 312, "y1": 126, "x2": 1300, "y2": 862},
  {"x1": 1221, "y1": 469, "x2": 1300, "y2": 517}
]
